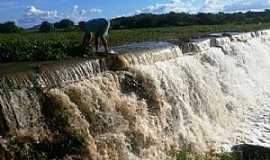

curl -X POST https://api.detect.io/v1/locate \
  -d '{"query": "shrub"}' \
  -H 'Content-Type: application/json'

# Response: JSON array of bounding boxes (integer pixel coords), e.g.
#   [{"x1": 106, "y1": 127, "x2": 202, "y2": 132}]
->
[
  {"x1": 0, "y1": 21, "x2": 21, "y2": 33},
  {"x1": 39, "y1": 21, "x2": 55, "y2": 33},
  {"x1": 54, "y1": 19, "x2": 75, "y2": 29}
]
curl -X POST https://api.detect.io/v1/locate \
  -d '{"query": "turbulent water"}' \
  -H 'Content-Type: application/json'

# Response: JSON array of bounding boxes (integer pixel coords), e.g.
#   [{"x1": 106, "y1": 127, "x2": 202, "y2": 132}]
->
[{"x1": 1, "y1": 30, "x2": 270, "y2": 159}]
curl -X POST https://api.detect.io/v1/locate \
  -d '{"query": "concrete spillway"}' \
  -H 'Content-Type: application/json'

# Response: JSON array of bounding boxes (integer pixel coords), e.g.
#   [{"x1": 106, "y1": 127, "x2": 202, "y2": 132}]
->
[{"x1": 0, "y1": 30, "x2": 270, "y2": 159}]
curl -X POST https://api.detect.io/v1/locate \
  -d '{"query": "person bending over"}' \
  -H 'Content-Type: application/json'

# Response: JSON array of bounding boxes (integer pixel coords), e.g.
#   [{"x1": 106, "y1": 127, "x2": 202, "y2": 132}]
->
[{"x1": 79, "y1": 18, "x2": 110, "y2": 53}]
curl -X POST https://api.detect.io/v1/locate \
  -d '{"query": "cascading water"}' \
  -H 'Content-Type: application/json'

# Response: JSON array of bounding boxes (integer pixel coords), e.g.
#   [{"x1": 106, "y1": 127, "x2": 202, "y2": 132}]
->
[{"x1": 0, "y1": 30, "x2": 270, "y2": 159}]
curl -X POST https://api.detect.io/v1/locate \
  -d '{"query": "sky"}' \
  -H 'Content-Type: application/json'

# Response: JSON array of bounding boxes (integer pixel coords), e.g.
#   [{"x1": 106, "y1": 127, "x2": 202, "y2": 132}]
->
[{"x1": 1, "y1": 0, "x2": 270, "y2": 28}]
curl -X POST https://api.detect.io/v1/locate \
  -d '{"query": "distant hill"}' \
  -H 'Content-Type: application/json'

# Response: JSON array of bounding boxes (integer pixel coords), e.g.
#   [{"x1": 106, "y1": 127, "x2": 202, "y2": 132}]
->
[{"x1": 25, "y1": 24, "x2": 41, "y2": 32}]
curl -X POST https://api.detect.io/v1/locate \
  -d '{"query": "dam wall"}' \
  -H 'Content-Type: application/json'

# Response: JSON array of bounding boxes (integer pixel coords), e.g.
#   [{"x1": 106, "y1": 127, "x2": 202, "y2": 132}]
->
[{"x1": 0, "y1": 30, "x2": 270, "y2": 159}]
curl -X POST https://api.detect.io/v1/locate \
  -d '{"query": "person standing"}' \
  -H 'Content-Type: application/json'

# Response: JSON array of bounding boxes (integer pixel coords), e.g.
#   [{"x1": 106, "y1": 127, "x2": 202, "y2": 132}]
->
[{"x1": 79, "y1": 18, "x2": 110, "y2": 53}]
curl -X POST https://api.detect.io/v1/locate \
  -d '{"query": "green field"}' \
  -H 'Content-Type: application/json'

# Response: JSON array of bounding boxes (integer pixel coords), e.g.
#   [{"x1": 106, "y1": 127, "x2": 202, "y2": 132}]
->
[{"x1": 1, "y1": 23, "x2": 270, "y2": 62}]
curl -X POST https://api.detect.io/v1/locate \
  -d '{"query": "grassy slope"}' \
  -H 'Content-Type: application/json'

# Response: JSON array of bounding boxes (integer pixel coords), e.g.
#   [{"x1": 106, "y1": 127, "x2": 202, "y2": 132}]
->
[
  {"x1": 2, "y1": 23, "x2": 270, "y2": 45},
  {"x1": 1, "y1": 23, "x2": 270, "y2": 62},
  {"x1": 109, "y1": 23, "x2": 270, "y2": 45}
]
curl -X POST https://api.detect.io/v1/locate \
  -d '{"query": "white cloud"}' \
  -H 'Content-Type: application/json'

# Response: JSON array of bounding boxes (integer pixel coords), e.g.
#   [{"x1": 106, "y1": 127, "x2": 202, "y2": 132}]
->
[
  {"x1": 201, "y1": 0, "x2": 224, "y2": 13},
  {"x1": 223, "y1": 0, "x2": 270, "y2": 12},
  {"x1": 136, "y1": 0, "x2": 197, "y2": 14},
  {"x1": 67, "y1": 5, "x2": 103, "y2": 23},
  {"x1": 201, "y1": 0, "x2": 270, "y2": 13},
  {"x1": 26, "y1": 6, "x2": 59, "y2": 18},
  {"x1": 18, "y1": 6, "x2": 60, "y2": 27},
  {"x1": 89, "y1": 8, "x2": 102, "y2": 14},
  {"x1": 18, "y1": 5, "x2": 103, "y2": 27},
  {"x1": 137, "y1": 0, "x2": 270, "y2": 14},
  {"x1": 112, "y1": 14, "x2": 132, "y2": 19}
]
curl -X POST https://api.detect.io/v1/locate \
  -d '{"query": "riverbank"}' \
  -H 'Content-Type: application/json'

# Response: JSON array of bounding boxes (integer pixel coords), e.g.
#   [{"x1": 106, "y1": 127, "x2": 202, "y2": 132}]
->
[{"x1": 1, "y1": 23, "x2": 270, "y2": 62}]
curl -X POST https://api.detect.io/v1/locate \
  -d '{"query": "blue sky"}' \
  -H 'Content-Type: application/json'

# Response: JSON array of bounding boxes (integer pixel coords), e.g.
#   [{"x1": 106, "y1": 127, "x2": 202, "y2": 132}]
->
[{"x1": 1, "y1": 0, "x2": 270, "y2": 28}]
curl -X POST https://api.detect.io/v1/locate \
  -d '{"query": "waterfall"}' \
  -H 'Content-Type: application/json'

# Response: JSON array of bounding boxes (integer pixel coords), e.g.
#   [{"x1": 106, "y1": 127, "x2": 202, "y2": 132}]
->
[{"x1": 0, "y1": 30, "x2": 270, "y2": 159}]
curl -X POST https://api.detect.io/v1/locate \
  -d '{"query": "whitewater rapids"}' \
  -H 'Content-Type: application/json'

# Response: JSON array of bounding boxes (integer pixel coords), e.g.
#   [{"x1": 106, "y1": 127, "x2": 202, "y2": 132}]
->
[{"x1": 0, "y1": 30, "x2": 270, "y2": 159}]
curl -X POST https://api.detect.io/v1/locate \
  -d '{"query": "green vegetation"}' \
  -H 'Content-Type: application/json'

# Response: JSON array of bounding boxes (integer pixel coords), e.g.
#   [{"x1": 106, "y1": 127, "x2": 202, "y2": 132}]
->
[
  {"x1": 169, "y1": 149, "x2": 240, "y2": 160},
  {"x1": 0, "y1": 31, "x2": 93, "y2": 62},
  {"x1": 54, "y1": 19, "x2": 75, "y2": 31},
  {"x1": 111, "y1": 10, "x2": 270, "y2": 29},
  {"x1": 0, "y1": 21, "x2": 21, "y2": 33},
  {"x1": 86, "y1": 111, "x2": 97, "y2": 123},
  {"x1": 39, "y1": 21, "x2": 55, "y2": 33},
  {"x1": 1, "y1": 10, "x2": 270, "y2": 62},
  {"x1": 1, "y1": 22, "x2": 270, "y2": 62}
]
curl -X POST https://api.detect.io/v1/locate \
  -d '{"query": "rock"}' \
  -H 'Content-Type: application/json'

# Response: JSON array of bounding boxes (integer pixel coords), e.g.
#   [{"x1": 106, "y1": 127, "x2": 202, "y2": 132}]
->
[{"x1": 232, "y1": 144, "x2": 270, "y2": 160}]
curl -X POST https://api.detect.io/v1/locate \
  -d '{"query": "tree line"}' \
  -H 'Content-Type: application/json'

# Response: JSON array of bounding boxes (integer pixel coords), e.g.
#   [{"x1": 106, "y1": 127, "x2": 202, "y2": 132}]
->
[
  {"x1": 1, "y1": 9, "x2": 270, "y2": 33},
  {"x1": 0, "y1": 19, "x2": 76, "y2": 33},
  {"x1": 111, "y1": 10, "x2": 270, "y2": 29},
  {"x1": 38, "y1": 19, "x2": 75, "y2": 33},
  {"x1": 0, "y1": 22, "x2": 22, "y2": 33}
]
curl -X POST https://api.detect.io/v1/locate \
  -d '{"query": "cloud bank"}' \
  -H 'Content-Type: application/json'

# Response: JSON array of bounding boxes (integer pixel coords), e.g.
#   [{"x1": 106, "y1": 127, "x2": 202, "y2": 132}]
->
[
  {"x1": 137, "y1": 0, "x2": 270, "y2": 14},
  {"x1": 18, "y1": 6, "x2": 59, "y2": 27},
  {"x1": 68, "y1": 5, "x2": 102, "y2": 23},
  {"x1": 136, "y1": 0, "x2": 196, "y2": 14},
  {"x1": 18, "y1": 5, "x2": 102, "y2": 28}
]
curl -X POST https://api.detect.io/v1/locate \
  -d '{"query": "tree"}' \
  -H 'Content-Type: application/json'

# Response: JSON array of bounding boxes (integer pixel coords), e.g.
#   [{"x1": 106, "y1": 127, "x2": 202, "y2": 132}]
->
[
  {"x1": 39, "y1": 21, "x2": 54, "y2": 33},
  {"x1": 0, "y1": 21, "x2": 21, "y2": 33},
  {"x1": 110, "y1": 10, "x2": 270, "y2": 29},
  {"x1": 54, "y1": 19, "x2": 74, "y2": 29}
]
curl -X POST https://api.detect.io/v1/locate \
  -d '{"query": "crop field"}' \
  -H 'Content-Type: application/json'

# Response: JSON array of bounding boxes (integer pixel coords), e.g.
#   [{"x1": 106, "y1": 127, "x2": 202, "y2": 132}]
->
[{"x1": 1, "y1": 23, "x2": 270, "y2": 62}]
